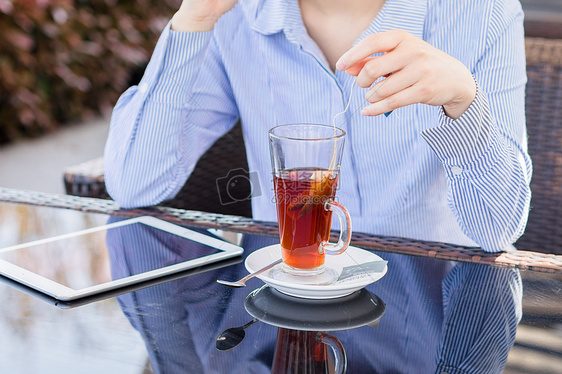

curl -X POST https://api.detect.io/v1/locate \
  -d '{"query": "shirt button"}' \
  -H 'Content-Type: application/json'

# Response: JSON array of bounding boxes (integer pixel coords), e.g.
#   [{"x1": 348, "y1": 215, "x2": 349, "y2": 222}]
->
[
  {"x1": 138, "y1": 82, "x2": 148, "y2": 93},
  {"x1": 450, "y1": 166, "x2": 463, "y2": 175}
]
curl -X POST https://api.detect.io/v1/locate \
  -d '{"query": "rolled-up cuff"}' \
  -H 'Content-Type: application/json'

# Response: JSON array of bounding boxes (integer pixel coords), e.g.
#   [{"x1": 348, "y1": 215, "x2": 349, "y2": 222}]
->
[{"x1": 421, "y1": 88, "x2": 508, "y2": 179}]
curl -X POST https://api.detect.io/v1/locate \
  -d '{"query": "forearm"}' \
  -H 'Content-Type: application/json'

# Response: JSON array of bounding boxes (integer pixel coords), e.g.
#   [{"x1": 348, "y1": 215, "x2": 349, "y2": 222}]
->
[
  {"x1": 104, "y1": 24, "x2": 213, "y2": 208},
  {"x1": 421, "y1": 87, "x2": 532, "y2": 251}
]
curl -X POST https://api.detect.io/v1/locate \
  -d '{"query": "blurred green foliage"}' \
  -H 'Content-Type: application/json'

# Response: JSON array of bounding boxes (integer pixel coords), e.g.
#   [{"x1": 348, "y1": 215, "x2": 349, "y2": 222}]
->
[{"x1": 0, "y1": 0, "x2": 179, "y2": 144}]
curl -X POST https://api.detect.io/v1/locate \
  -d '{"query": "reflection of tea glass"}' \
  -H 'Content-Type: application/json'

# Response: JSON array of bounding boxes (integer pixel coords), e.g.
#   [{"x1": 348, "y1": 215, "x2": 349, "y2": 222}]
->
[
  {"x1": 269, "y1": 124, "x2": 352, "y2": 285},
  {"x1": 271, "y1": 329, "x2": 347, "y2": 374}
]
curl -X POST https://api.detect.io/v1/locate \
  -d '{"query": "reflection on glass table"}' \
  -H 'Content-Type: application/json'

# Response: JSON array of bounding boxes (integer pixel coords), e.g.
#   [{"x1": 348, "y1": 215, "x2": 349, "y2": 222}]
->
[
  {"x1": 106, "y1": 217, "x2": 522, "y2": 374},
  {"x1": 243, "y1": 285, "x2": 385, "y2": 374},
  {"x1": 0, "y1": 200, "x2": 560, "y2": 373}
]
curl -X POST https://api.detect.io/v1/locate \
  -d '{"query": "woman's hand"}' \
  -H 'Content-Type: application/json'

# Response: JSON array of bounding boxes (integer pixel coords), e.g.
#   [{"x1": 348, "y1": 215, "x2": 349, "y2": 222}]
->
[
  {"x1": 171, "y1": 0, "x2": 239, "y2": 32},
  {"x1": 336, "y1": 30, "x2": 476, "y2": 120}
]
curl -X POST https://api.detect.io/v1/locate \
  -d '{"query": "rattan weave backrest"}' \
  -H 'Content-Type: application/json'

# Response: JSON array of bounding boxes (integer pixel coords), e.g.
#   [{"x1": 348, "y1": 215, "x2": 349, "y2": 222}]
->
[
  {"x1": 163, "y1": 121, "x2": 252, "y2": 217},
  {"x1": 514, "y1": 37, "x2": 562, "y2": 254}
]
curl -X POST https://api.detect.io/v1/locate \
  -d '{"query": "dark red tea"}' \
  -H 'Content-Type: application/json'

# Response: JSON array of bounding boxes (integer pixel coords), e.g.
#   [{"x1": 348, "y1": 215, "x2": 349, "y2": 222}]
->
[
  {"x1": 271, "y1": 329, "x2": 329, "y2": 374},
  {"x1": 274, "y1": 168, "x2": 339, "y2": 270}
]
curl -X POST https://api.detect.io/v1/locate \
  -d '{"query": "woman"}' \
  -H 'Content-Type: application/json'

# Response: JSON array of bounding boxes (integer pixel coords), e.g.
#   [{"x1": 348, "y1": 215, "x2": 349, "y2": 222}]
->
[{"x1": 104, "y1": 0, "x2": 529, "y2": 371}]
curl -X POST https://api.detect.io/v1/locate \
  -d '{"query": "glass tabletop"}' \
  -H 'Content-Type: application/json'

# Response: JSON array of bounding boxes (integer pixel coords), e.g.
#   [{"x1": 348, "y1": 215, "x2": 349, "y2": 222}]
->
[{"x1": 0, "y1": 200, "x2": 560, "y2": 374}]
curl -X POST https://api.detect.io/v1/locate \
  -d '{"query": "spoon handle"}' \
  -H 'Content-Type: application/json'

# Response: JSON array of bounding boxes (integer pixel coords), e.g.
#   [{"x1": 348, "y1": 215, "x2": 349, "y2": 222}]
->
[
  {"x1": 239, "y1": 258, "x2": 282, "y2": 283},
  {"x1": 241, "y1": 318, "x2": 258, "y2": 330},
  {"x1": 217, "y1": 258, "x2": 282, "y2": 287}
]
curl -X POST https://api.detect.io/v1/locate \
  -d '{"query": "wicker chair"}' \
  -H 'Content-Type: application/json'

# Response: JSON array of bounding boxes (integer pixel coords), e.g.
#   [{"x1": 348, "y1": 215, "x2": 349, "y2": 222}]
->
[
  {"x1": 65, "y1": 37, "x2": 562, "y2": 254},
  {"x1": 514, "y1": 37, "x2": 562, "y2": 254},
  {"x1": 162, "y1": 121, "x2": 252, "y2": 217}
]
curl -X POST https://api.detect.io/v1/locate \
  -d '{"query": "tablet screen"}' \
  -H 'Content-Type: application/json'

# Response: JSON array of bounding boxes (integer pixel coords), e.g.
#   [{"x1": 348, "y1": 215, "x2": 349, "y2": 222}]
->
[{"x1": 0, "y1": 216, "x2": 242, "y2": 299}]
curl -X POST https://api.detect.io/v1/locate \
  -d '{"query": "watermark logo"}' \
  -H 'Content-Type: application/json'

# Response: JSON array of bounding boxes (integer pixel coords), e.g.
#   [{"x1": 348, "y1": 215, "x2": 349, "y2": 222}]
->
[{"x1": 216, "y1": 168, "x2": 262, "y2": 205}]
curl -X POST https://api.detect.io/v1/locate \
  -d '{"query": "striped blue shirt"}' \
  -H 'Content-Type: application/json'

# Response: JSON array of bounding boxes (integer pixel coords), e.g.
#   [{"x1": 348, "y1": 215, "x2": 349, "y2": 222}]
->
[{"x1": 104, "y1": 0, "x2": 531, "y2": 254}]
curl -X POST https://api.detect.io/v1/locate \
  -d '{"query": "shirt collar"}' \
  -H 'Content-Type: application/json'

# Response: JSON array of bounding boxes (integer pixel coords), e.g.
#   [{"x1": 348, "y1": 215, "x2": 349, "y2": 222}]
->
[
  {"x1": 250, "y1": 0, "x2": 427, "y2": 41},
  {"x1": 251, "y1": 0, "x2": 302, "y2": 36}
]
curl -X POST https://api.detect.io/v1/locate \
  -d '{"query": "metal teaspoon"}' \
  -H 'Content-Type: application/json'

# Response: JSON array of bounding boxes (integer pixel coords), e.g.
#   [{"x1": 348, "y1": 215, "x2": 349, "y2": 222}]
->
[
  {"x1": 216, "y1": 319, "x2": 259, "y2": 351},
  {"x1": 216, "y1": 258, "x2": 282, "y2": 288}
]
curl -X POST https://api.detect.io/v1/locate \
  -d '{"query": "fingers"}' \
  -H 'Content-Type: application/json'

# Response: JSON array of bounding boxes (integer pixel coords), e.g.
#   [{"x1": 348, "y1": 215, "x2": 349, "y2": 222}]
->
[
  {"x1": 336, "y1": 30, "x2": 408, "y2": 71},
  {"x1": 338, "y1": 30, "x2": 412, "y2": 89},
  {"x1": 360, "y1": 69, "x2": 422, "y2": 116},
  {"x1": 343, "y1": 56, "x2": 375, "y2": 77},
  {"x1": 361, "y1": 87, "x2": 417, "y2": 116},
  {"x1": 338, "y1": 30, "x2": 475, "y2": 117},
  {"x1": 337, "y1": 30, "x2": 416, "y2": 116},
  {"x1": 353, "y1": 51, "x2": 411, "y2": 88}
]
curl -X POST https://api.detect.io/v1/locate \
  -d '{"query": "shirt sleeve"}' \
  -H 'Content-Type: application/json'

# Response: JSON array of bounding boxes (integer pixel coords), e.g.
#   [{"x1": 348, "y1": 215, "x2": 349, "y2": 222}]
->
[
  {"x1": 103, "y1": 22, "x2": 239, "y2": 208},
  {"x1": 420, "y1": 3, "x2": 532, "y2": 252},
  {"x1": 434, "y1": 263, "x2": 522, "y2": 374}
]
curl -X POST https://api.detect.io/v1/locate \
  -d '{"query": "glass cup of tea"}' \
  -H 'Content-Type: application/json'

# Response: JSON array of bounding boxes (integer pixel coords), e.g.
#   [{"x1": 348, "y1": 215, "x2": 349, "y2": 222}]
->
[{"x1": 269, "y1": 124, "x2": 352, "y2": 285}]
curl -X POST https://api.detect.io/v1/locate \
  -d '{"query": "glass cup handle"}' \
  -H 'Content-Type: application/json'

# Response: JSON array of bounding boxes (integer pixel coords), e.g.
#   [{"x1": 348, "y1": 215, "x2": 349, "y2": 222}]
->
[
  {"x1": 318, "y1": 332, "x2": 348, "y2": 374},
  {"x1": 321, "y1": 199, "x2": 352, "y2": 256}
]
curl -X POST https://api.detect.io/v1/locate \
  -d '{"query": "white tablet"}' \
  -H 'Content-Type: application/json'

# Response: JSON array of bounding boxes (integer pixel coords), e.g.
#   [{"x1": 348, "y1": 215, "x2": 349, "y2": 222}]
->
[{"x1": 0, "y1": 216, "x2": 244, "y2": 301}]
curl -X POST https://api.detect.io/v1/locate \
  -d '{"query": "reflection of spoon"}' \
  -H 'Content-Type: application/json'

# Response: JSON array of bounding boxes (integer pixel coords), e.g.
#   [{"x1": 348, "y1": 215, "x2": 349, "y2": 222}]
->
[
  {"x1": 216, "y1": 258, "x2": 282, "y2": 288},
  {"x1": 216, "y1": 319, "x2": 259, "y2": 351}
]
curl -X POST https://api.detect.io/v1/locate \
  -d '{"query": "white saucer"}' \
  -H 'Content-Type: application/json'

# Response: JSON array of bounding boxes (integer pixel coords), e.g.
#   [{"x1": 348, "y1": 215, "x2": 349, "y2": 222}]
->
[{"x1": 245, "y1": 244, "x2": 388, "y2": 299}]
